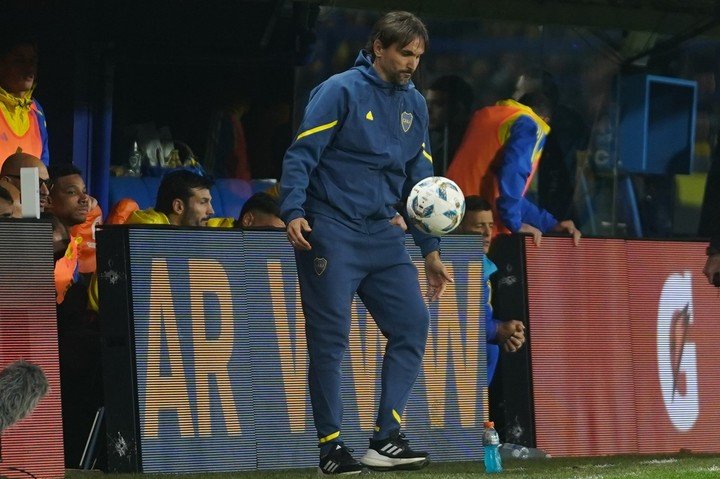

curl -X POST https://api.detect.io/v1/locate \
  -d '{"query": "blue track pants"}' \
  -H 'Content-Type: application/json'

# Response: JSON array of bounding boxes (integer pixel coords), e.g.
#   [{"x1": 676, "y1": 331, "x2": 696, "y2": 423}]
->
[{"x1": 295, "y1": 214, "x2": 430, "y2": 445}]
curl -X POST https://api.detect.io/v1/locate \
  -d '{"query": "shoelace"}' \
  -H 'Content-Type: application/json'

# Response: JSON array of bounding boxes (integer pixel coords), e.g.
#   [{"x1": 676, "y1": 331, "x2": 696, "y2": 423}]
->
[
  {"x1": 337, "y1": 445, "x2": 356, "y2": 460},
  {"x1": 394, "y1": 432, "x2": 410, "y2": 448}
]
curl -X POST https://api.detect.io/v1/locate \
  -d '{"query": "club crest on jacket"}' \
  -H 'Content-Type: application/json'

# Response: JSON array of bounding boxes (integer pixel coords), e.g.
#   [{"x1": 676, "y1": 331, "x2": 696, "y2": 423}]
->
[
  {"x1": 314, "y1": 257, "x2": 328, "y2": 276},
  {"x1": 401, "y1": 111, "x2": 413, "y2": 132}
]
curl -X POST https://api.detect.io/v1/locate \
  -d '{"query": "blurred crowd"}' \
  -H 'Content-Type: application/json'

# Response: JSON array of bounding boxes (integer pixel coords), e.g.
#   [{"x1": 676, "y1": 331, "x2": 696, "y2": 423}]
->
[{"x1": 296, "y1": 8, "x2": 720, "y2": 238}]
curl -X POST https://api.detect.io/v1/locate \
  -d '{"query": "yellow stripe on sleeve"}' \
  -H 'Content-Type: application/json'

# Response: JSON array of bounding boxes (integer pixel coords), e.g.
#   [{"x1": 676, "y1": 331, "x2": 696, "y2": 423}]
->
[
  {"x1": 318, "y1": 431, "x2": 341, "y2": 444},
  {"x1": 422, "y1": 149, "x2": 432, "y2": 162},
  {"x1": 296, "y1": 120, "x2": 338, "y2": 140},
  {"x1": 392, "y1": 409, "x2": 402, "y2": 425}
]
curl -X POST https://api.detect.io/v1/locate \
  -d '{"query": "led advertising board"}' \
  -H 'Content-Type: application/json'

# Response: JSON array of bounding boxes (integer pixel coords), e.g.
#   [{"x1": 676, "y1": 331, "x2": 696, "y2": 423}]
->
[{"x1": 98, "y1": 228, "x2": 488, "y2": 472}]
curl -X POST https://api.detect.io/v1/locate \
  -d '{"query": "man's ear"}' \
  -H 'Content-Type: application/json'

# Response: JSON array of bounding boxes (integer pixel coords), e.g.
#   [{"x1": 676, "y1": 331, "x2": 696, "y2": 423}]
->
[
  {"x1": 172, "y1": 198, "x2": 185, "y2": 216},
  {"x1": 241, "y1": 212, "x2": 254, "y2": 228},
  {"x1": 373, "y1": 39, "x2": 384, "y2": 58}
]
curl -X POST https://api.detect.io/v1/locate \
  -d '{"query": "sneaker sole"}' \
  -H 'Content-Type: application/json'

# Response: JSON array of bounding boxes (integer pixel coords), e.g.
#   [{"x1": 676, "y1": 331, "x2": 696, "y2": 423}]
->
[
  {"x1": 317, "y1": 466, "x2": 363, "y2": 476},
  {"x1": 360, "y1": 449, "x2": 430, "y2": 471}
]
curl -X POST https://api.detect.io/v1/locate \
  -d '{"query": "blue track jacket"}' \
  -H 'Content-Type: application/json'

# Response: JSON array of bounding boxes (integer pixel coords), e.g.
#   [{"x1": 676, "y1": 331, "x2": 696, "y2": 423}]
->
[{"x1": 280, "y1": 50, "x2": 439, "y2": 257}]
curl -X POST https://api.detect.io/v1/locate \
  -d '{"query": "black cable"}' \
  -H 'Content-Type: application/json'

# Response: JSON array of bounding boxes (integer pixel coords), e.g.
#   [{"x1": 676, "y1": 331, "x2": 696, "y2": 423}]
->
[{"x1": 1, "y1": 465, "x2": 39, "y2": 479}]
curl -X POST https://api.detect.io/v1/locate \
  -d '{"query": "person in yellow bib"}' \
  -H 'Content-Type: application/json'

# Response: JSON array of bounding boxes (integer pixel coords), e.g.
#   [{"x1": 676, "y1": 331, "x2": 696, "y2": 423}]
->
[{"x1": 0, "y1": 30, "x2": 49, "y2": 168}]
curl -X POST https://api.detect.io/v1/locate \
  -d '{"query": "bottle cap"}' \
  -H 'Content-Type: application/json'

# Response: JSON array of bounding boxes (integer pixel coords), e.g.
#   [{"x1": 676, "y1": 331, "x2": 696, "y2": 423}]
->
[{"x1": 483, "y1": 421, "x2": 494, "y2": 428}]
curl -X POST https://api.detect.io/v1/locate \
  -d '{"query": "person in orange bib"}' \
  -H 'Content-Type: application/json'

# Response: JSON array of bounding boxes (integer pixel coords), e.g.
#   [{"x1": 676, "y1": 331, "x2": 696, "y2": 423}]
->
[
  {"x1": 0, "y1": 31, "x2": 49, "y2": 169},
  {"x1": 446, "y1": 92, "x2": 580, "y2": 246}
]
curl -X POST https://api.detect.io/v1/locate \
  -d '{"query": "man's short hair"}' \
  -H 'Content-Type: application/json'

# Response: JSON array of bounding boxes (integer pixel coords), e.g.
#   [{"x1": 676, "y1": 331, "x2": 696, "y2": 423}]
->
[
  {"x1": 517, "y1": 68, "x2": 559, "y2": 108},
  {"x1": 237, "y1": 192, "x2": 280, "y2": 225},
  {"x1": 465, "y1": 195, "x2": 493, "y2": 213},
  {"x1": 429, "y1": 75, "x2": 474, "y2": 111},
  {"x1": 365, "y1": 11, "x2": 429, "y2": 57},
  {"x1": 517, "y1": 91, "x2": 555, "y2": 120},
  {"x1": 0, "y1": 184, "x2": 13, "y2": 205},
  {"x1": 0, "y1": 26, "x2": 38, "y2": 57},
  {"x1": 48, "y1": 163, "x2": 82, "y2": 181},
  {"x1": 155, "y1": 170, "x2": 214, "y2": 216}
]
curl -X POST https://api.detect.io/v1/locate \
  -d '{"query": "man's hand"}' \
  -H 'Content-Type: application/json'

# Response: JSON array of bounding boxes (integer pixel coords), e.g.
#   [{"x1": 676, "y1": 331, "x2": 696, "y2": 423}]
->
[
  {"x1": 88, "y1": 195, "x2": 99, "y2": 211},
  {"x1": 390, "y1": 214, "x2": 407, "y2": 231},
  {"x1": 519, "y1": 223, "x2": 542, "y2": 246},
  {"x1": 497, "y1": 320, "x2": 526, "y2": 353},
  {"x1": 703, "y1": 253, "x2": 720, "y2": 285},
  {"x1": 554, "y1": 220, "x2": 581, "y2": 246},
  {"x1": 424, "y1": 250, "x2": 453, "y2": 302},
  {"x1": 287, "y1": 217, "x2": 312, "y2": 250}
]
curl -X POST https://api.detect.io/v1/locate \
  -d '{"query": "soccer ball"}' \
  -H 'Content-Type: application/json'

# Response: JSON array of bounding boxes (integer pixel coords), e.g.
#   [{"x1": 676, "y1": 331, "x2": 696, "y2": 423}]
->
[{"x1": 406, "y1": 177, "x2": 465, "y2": 235}]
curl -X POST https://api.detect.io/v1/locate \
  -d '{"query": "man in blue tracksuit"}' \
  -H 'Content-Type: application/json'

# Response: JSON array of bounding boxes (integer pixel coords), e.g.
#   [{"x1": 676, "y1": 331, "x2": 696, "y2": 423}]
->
[{"x1": 280, "y1": 11, "x2": 452, "y2": 475}]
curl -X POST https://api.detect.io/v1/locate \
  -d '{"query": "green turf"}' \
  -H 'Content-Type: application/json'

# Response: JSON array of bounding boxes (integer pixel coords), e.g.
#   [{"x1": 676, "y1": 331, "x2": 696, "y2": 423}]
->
[{"x1": 68, "y1": 454, "x2": 720, "y2": 479}]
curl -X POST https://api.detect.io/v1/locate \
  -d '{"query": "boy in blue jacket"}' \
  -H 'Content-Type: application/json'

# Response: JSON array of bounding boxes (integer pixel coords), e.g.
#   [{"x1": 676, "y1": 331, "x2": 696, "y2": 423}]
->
[{"x1": 280, "y1": 11, "x2": 452, "y2": 475}]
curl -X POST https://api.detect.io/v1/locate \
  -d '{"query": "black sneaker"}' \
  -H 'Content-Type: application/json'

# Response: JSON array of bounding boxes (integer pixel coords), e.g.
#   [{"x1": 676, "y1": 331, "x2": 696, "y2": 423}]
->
[
  {"x1": 318, "y1": 444, "x2": 364, "y2": 475},
  {"x1": 360, "y1": 431, "x2": 430, "y2": 471}
]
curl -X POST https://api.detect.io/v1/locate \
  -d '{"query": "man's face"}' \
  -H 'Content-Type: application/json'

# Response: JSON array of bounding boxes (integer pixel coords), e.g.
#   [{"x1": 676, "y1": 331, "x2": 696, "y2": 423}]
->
[
  {"x1": 0, "y1": 182, "x2": 21, "y2": 218},
  {"x1": 0, "y1": 44, "x2": 38, "y2": 96},
  {"x1": 2, "y1": 162, "x2": 51, "y2": 211},
  {"x1": 426, "y1": 89, "x2": 449, "y2": 131},
  {"x1": 48, "y1": 174, "x2": 89, "y2": 227},
  {"x1": 460, "y1": 209, "x2": 494, "y2": 254},
  {"x1": 373, "y1": 37, "x2": 425, "y2": 86},
  {"x1": 0, "y1": 198, "x2": 13, "y2": 218},
  {"x1": 178, "y1": 187, "x2": 214, "y2": 227}
]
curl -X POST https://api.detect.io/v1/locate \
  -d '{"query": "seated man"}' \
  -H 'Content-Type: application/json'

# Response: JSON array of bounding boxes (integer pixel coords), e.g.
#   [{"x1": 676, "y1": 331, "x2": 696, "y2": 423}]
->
[
  {"x1": 0, "y1": 182, "x2": 20, "y2": 218},
  {"x1": 47, "y1": 163, "x2": 90, "y2": 259},
  {"x1": 127, "y1": 169, "x2": 214, "y2": 226},
  {"x1": 237, "y1": 192, "x2": 285, "y2": 228},
  {"x1": 208, "y1": 192, "x2": 285, "y2": 229},
  {"x1": 0, "y1": 151, "x2": 51, "y2": 212},
  {"x1": 45, "y1": 163, "x2": 100, "y2": 468},
  {"x1": 458, "y1": 195, "x2": 525, "y2": 385}
]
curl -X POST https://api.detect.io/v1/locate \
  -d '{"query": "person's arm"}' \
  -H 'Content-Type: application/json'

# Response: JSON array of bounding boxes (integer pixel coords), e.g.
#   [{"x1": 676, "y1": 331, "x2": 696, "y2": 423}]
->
[
  {"x1": 496, "y1": 116, "x2": 556, "y2": 232},
  {"x1": 403, "y1": 114, "x2": 441, "y2": 257},
  {"x1": 403, "y1": 105, "x2": 452, "y2": 300},
  {"x1": 424, "y1": 250, "x2": 453, "y2": 302},
  {"x1": 519, "y1": 198, "x2": 557, "y2": 232},
  {"x1": 279, "y1": 80, "x2": 347, "y2": 227},
  {"x1": 33, "y1": 100, "x2": 50, "y2": 166},
  {"x1": 484, "y1": 262, "x2": 525, "y2": 350}
]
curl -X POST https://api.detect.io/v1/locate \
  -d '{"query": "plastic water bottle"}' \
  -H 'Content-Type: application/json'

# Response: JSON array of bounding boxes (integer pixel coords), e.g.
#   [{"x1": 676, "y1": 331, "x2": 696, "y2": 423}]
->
[
  {"x1": 483, "y1": 421, "x2": 503, "y2": 473},
  {"x1": 127, "y1": 141, "x2": 143, "y2": 177},
  {"x1": 499, "y1": 443, "x2": 551, "y2": 460},
  {"x1": 499, "y1": 443, "x2": 529, "y2": 459}
]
